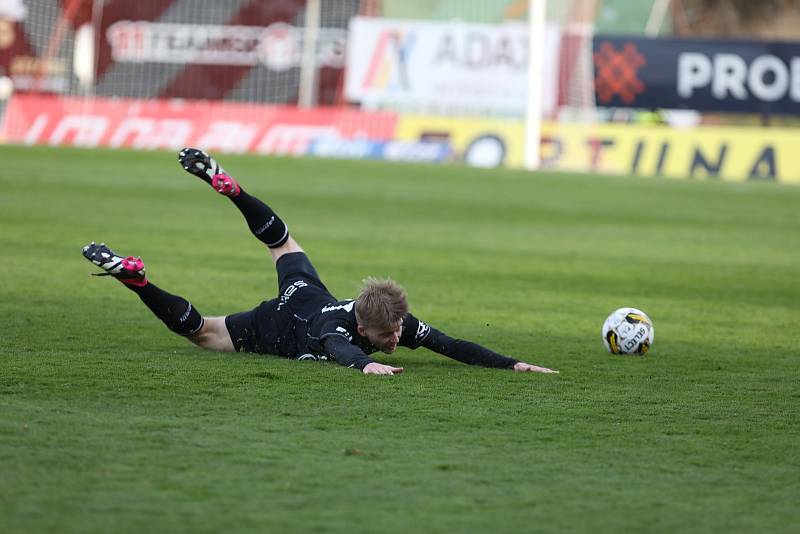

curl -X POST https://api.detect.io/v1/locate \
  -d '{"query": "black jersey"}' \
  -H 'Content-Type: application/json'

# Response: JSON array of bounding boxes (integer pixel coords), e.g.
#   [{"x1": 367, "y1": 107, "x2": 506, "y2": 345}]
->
[
  {"x1": 301, "y1": 299, "x2": 432, "y2": 367},
  {"x1": 224, "y1": 252, "x2": 519, "y2": 371}
]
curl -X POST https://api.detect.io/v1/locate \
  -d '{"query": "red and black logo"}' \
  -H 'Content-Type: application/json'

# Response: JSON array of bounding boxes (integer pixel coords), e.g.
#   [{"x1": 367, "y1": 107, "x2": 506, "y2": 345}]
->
[{"x1": 593, "y1": 41, "x2": 647, "y2": 105}]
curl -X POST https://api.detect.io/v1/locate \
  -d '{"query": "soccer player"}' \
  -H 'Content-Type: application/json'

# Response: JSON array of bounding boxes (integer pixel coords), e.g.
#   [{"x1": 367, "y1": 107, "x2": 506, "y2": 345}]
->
[{"x1": 82, "y1": 149, "x2": 558, "y2": 376}]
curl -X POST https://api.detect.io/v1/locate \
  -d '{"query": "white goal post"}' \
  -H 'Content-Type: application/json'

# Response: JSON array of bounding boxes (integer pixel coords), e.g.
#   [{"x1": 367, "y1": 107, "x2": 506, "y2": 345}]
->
[{"x1": 524, "y1": 0, "x2": 547, "y2": 170}]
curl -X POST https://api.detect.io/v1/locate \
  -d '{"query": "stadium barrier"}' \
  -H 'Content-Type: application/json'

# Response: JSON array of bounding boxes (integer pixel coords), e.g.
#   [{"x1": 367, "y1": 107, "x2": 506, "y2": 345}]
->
[
  {"x1": 3, "y1": 1, "x2": 799, "y2": 183},
  {"x1": 3, "y1": 93, "x2": 799, "y2": 183},
  {"x1": 1, "y1": 94, "x2": 397, "y2": 155}
]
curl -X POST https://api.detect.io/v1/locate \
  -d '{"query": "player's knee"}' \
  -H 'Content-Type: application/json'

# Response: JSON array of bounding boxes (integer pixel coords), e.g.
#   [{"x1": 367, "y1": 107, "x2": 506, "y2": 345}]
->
[
  {"x1": 270, "y1": 237, "x2": 304, "y2": 264},
  {"x1": 188, "y1": 316, "x2": 235, "y2": 352}
]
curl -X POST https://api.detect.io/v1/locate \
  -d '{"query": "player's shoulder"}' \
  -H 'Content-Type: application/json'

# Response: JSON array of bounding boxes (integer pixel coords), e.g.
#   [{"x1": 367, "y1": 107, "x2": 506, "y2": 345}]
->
[
  {"x1": 319, "y1": 299, "x2": 356, "y2": 316},
  {"x1": 317, "y1": 299, "x2": 358, "y2": 329},
  {"x1": 401, "y1": 312, "x2": 432, "y2": 346},
  {"x1": 315, "y1": 299, "x2": 358, "y2": 341}
]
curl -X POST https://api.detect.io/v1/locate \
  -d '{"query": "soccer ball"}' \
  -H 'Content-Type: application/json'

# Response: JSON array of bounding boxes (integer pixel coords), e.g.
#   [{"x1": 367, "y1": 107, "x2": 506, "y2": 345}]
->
[{"x1": 601, "y1": 308, "x2": 654, "y2": 355}]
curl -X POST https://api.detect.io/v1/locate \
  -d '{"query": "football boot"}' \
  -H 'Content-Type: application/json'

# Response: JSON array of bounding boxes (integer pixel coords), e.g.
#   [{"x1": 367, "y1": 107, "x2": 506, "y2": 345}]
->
[
  {"x1": 178, "y1": 147, "x2": 240, "y2": 197},
  {"x1": 82, "y1": 242, "x2": 147, "y2": 287}
]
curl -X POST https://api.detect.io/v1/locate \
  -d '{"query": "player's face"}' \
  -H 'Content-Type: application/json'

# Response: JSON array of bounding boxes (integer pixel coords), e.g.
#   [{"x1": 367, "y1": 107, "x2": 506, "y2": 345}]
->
[{"x1": 362, "y1": 322, "x2": 403, "y2": 354}]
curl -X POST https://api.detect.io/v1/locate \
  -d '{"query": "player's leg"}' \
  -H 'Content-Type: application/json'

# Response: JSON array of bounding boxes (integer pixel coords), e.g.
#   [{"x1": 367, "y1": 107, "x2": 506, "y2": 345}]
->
[
  {"x1": 178, "y1": 148, "x2": 302, "y2": 264},
  {"x1": 82, "y1": 242, "x2": 234, "y2": 351},
  {"x1": 190, "y1": 316, "x2": 235, "y2": 351},
  {"x1": 268, "y1": 236, "x2": 304, "y2": 263}
]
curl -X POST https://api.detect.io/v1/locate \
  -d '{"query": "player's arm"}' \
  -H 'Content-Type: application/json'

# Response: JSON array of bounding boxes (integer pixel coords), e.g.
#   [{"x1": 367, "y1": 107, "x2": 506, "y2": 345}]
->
[
  {"x1": 423, "y1": 328, "x2": 557, "y2": 373},
  {"x1": 322, "y1": 335, "x2": 403, "y2": 375},
  {"x1": 404, "y1": 316, "x2": 557, "y2": 373},
  {"x1": 420, "y1": 327, "x2": 517, "y2": 368}
]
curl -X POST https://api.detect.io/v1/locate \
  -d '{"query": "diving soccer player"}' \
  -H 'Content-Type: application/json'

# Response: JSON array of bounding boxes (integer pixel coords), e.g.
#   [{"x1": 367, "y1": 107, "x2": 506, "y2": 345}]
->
[{"x1": 82, "y1": 149, "x2": 558, "y2": 376}]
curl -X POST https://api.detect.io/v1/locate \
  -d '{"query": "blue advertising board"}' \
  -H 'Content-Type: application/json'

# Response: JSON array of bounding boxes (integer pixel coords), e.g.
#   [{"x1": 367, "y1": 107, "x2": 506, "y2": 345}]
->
[{"x1": 592, "y1": 35, "x2": 800, "y2": 115}]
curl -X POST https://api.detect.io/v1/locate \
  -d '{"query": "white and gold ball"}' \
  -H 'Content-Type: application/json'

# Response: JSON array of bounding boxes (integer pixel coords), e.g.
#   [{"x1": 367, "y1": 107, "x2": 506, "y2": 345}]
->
[{"x1": 602, "y1": 307, "x2": 654, "y2": 355}]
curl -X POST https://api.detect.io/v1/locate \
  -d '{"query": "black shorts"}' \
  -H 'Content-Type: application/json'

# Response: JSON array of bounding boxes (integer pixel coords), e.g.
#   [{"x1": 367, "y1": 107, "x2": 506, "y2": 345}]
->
[{"x1": 224, "y1": 252, "x2": 335, "y2": 355}]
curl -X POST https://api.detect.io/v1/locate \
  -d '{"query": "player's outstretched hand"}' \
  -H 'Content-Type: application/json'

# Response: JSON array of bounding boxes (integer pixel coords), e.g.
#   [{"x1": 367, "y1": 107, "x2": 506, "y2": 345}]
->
[
  {"x1": 514, "y1": 362, "x2": 559, "y2": 374},
  {"x1": 363, "y1": 363, "x2": 404, "y2": 375}
]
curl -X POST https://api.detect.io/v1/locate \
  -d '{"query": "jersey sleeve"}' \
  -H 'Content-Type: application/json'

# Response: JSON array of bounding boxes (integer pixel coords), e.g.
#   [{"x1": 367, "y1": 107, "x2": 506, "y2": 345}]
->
[
  {"x1": 412, "y1": 320, "x2": 519, "y2": 369},
  {"x1": 399, "y1": 313, "x2": 433, "y2": 349},
  {"x1": 318, "y1": 320, "x2": 375, "y2": 371}
]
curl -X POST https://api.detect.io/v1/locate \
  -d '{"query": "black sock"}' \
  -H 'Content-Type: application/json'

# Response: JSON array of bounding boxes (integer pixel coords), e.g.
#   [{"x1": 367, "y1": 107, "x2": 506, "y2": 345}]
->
[
  {"x1": 128, "y1": 282, "x2": 204, "y2": 336},
  {"x1": 230, "y1": 188, "x2": 289, "y2": 248}
]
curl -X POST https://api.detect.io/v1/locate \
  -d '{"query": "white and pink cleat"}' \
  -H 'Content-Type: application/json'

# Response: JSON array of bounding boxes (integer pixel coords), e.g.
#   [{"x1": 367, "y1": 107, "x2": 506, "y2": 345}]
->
[
  {"x1": 179, "y1": 148, "x2": 241, "y2": 197},
  {"x1": 82, "y1": 242, "x2": 147, "y2": 287}
]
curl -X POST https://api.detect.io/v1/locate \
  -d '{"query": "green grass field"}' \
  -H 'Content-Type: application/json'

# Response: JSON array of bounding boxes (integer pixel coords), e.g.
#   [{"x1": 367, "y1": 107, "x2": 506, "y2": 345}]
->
[{"x1": 1, "y1": 145, "x2": 798, "y2": 533}]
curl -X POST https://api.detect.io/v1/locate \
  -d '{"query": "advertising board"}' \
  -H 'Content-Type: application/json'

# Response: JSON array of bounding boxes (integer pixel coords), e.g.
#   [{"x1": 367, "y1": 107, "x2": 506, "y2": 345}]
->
[
  {"x1": 345, "y1": 16, "x2": 560, "y2": 117},
  {"x1": 593, "y1": 35, "x2": 800, "y2": 115}
]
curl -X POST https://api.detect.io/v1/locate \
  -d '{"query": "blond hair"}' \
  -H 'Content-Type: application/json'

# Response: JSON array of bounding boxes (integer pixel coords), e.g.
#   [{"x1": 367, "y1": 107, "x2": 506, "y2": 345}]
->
[{"x1": 355, "y1": 277, "x2": 408, "y2": 328}]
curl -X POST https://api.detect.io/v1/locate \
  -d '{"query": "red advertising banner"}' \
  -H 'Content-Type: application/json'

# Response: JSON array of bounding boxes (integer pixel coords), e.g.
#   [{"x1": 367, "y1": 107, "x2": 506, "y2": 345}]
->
[{"x1": 1, "y1": 94, "x2": 398, "y2": 154}]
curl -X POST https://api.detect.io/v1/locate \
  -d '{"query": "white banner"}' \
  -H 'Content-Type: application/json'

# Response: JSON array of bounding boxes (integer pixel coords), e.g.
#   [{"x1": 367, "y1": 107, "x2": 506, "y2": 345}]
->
[
  {"x1": 106, "y1": 21, "x2": 346, "y2": 71},
  {"x1": 345, "y1": 17, "x2": 560, "y2": 117}
]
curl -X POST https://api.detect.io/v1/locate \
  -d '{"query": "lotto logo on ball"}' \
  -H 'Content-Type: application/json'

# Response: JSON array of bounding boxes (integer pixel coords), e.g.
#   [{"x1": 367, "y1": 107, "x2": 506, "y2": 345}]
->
[{"x1": 601, "y1": 307, "x2": 654, "y2": 355}]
